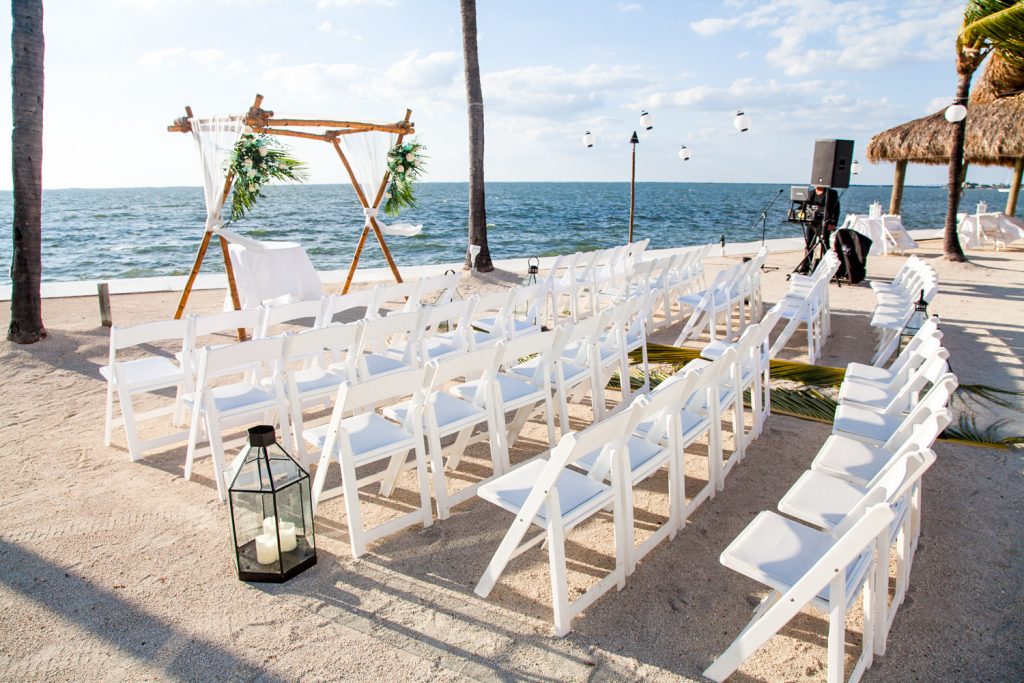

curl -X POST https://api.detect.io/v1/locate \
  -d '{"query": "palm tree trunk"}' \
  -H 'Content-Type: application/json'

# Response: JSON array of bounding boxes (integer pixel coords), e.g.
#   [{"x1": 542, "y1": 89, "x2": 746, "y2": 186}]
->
[
  {"x1": 942, "y1": 72, "x2": 971, "y2": 263},
  {"x1": 459, "y1": 0, "x2": 493, "y2": 272},
  {"x1": 8, "y1": 0, "x2": 46, "y2": 343}
]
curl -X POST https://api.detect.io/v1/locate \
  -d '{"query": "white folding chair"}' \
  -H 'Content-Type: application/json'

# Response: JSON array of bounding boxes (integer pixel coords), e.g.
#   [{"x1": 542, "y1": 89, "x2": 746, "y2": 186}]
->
[
  {"x1": 778, "y1": 449, "x2": 936, "y2": 656},
  {"x1": 844, "y1": 317, "x2": 941, "y2": 381},
  {"x1": 812, "y1": 409, "x2": 952, "y2": 487},
  {"x1": 353, "y1": 309, "x2": 425, "y2": 380},
  {"x1": 474, "y1": 400, "x2": 645, "y2": 636},
  {"x1": 320, "y1": 286, "x2": 382, "y2": 326},
  {"x1": 704, "y1": 502, "x2": 894, "y2": 683},
  {"x1": 280, "y1": 323, "x2": 362, "y2": 463},
  {"x1": 184, "y1": 337, "x2": 292, "y2": 501},
  {"x1": 832, "y1": 372, "x2": 957, "y2": 445},
  {"x1": 837, "y1": 349, "x2": 949, "y2": 413},
  {"x1": 546, "y1": 251, "x2": 582, "y2": 325},
  {"x1": 674, "y1": 263, "x2": 744, "y2": 346},
  {"x1": 101, "y1": 318, "x2": 193, "y2": 461},
  {"x1": 382, "y1": 345, "x2": 504, "y2": 519},
  {"x1": 416, "y1": 297, "x2": 477, "y2": 363},
  {"x1": 408, "y1": 272, "x2": 461, "y2": 309},
  {"x1": 607, "y1": 292, "x2": 652, "y2": 402},
  {"x1": 467, "y1": 290, "x2": 514, "y2": 350},
  {"x1": 255, "y1": 296, "x2": 329, "y2": 339},
  {"x1": 477, "y1": 282, "x2": 547, "y2": 340},
  {"x1": 452, "y1": 331, "x2": 560, "y2": 470},
  {"x1": 308, "y1": 368, "x2": 433, "y2": 558}
]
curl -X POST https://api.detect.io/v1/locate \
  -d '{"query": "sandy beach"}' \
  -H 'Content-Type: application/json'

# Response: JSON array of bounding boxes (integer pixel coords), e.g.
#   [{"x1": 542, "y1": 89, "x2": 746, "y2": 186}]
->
[{"x1": 1, "y1": 239, "x2": 1022, "y2": 682}]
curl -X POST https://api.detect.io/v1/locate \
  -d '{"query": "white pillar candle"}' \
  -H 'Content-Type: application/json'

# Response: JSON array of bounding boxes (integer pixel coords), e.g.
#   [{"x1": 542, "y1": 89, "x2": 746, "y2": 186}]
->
[
  {"x1": 254, "y1": 533, "x2": 279, "y2": 565},
  {"x1": 262, "y1": 517, "x2": 298, "y2": 553},
  {"x1": 278, "y1": 522, "x2": 297, "y2": 553}
]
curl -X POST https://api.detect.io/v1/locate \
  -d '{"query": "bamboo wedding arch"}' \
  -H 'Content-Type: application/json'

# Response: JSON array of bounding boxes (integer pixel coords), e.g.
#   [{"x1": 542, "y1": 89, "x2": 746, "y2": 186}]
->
[{"x1": 167, "y1": 94, "x2": 416, "y2": 333}]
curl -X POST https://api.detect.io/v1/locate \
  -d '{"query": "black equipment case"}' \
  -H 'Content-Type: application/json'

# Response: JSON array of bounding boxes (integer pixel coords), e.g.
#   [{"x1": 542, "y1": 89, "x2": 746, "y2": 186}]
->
[{"x1": 833, "y1": 228, "x2": 871, "y2": 284}]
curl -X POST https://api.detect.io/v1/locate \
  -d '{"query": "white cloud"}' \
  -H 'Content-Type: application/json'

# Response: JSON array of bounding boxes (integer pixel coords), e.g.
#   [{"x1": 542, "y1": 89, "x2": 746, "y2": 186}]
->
[
  {"x1": 137, "y1": 47, "x2": 224, "y2": 67},
  {"x1": 690, "y1": 0, "x2": 962, "y2": 75},
  {"x1": 318, "y1": 20, "x2": 333, "y2": 32},
  {"x1": 484, "y1": 64, "x2": 657, "y2": 116},
  {"x1": 617, "y1": 3, "x2": 642, "y2": 12},
  {"x1": 641, "y1": 76, "x2": 831, "y2": 111},
  {"x1": 925, "y1": 95, "x2": 951, "y2": 113},
  {"x1": 316, "y1": 19, "x2": 364, "y2": 40},
  {"x1": 385, "y1": 51, "x2": 460, "y2": 89}
]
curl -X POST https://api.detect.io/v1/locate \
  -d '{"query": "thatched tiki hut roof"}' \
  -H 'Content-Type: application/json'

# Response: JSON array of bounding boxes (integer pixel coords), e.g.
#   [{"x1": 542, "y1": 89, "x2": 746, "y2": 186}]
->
[{"x1": 866, "y1": 54, "x2": 1024, "y2": 216}]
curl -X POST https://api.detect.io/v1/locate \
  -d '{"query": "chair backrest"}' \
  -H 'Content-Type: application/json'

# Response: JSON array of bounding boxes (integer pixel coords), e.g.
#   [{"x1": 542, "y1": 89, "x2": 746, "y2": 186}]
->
[
  {"x1": 409, "y1": 272, "x2": 461, "y2": 309},
  {"x1": 110, "y1": 318, "x2": 190, "y2": 352},
  {"x1": 334, "y1": 367, "x2": 427, "y2": 416},
  {"x1": 358, "y1": 309, "x2": 424, "y2": 365},
  {"x1": 886, "y1": 319, "x2": 942, "y2": 374},
  {"x1": 427, "y1": 343, "x2": 503, "y2": 389},
  {"x1": 886, "y1": 407, "x2": 953, "y2": 456},
  {"x1": 497, "y1": 328, "x2": 561, "y2": 386},
  {"x1": 191, "y1": 308, "x2": 262, "y2": 340},
  {"x1": 879, "y1": 348, "x2": 950, "y2": 413},
  {"x1": 561, "y1": 310, "x2": 608, "y2": 365},
  {"x1": 505, "y1": 282, "x2": 548, "y2": 337},
  {"x1": 869, "y1": 448, "x2": 936, "y2": 504},
  {"x1": 199, "y1": 335, "x2": 285, "y2": 379},
  {"x1": 282, "y1": 322, "x2": 363, "y2": 373},
  {"x1": 257, "y1": 297, "x2": 329, "y2": 338},
  {"x1": 881, "y1": 378, "x2": 957, "y2": 451},
  {"x1": 631, "y1": 364, "x2": 702, "y2": 446},
  {"x1": 373, "y1": 280, "x2": 421, "y2": 316},
  {"x1": 323, "y1": 286, "x2": 382, "y2": 325},
  {"x1": 472, "y1": 289, "x2": 515, "y2": 325}
]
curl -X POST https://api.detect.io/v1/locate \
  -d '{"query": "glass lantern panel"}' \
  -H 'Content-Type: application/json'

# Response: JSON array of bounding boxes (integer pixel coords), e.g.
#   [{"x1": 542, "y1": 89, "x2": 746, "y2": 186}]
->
[{"x1": 231, "y1": 490, "x2": 281, "y2": 575}]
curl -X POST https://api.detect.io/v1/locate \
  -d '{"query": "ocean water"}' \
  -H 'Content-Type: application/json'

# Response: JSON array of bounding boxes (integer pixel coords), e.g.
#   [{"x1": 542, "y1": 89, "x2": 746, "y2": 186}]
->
[{"x1": 0, "y1": 182, "x2": 1008, "y2": 282}]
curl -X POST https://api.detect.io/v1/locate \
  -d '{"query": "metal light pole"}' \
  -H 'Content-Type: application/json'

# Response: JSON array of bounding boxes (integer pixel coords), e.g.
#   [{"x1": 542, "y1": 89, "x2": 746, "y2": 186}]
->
[{"x1": 628, "y1": 131, "x2": 639, "y2": 243}]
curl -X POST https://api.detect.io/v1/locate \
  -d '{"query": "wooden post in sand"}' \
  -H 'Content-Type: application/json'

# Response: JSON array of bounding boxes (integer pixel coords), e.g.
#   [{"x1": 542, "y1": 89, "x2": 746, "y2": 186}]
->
[
  {"x1": 1005, "y1": 158, "x2": 1023, "y2": 217},
  {"x1": 98, "y1": 283, "x2": 112, "y2": 327},
  {"x1": 889, "y1": 160, "x2": 907, "y2": 216}
]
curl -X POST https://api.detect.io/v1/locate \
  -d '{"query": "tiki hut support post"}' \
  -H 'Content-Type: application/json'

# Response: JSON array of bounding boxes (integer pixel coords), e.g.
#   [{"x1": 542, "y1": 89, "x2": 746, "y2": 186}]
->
[
  {"x1": 889, "y1": 160, "x2": 908, "y2": 216},
  {"x1": 1007, "y1": 157, "x2": 1023, "y2": 216}
]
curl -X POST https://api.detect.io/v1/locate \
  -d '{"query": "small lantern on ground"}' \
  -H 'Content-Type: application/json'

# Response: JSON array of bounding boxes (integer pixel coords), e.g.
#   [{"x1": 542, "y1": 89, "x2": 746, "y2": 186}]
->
[
  {"x1": 523, "y1": 256, "x2": 540, "y2": 287},
  {"x1": 899, "y1": 290, "x2": 929, "y2": 352},
  {"x1": 228, "y1": 425, "x2": 316, "y2": 583}
]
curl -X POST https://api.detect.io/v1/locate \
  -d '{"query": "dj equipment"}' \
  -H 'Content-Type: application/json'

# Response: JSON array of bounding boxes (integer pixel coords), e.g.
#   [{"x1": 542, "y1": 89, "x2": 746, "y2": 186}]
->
[
  {"x1": 810, "y1": 139, "x2": 854, "y2": 189},
  {"x1": 834, "y1": 228, "x2": 871, "y2": 284}
]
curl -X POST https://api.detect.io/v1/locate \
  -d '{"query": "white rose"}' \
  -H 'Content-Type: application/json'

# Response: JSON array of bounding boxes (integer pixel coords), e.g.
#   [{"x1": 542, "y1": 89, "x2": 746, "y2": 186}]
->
[
  {"x1": 248, "y1": 184, "x2": 257, "y2": 192},
  {"x1": 243, "y1": 126, "x2": 253, "y2": 135},
  {"x1": 384, "y1": 192, "x2": 391, "y2": 200},
  {"x1": 395, "y1": 164, "x2": 405, "y2": 174},
  {"x1": 258, "y1": 145, "x2": 268, "y2": 157},
  {"x1": 242, "y1": 159, "x2": 253, "y2": 169},
  {"x1": 406, "y1": 152, "x2": 415, "y2": 162}
]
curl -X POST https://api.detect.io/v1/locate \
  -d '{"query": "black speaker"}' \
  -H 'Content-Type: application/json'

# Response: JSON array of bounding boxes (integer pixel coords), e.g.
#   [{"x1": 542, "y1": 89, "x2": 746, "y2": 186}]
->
[{"x1": 810, "y1": 139, "x2": 854, "y2": 189}]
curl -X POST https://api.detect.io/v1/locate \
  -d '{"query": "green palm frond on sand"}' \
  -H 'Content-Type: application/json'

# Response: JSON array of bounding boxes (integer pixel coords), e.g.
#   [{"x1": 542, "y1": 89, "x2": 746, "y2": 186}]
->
[{"x1": 618, "y1": 343, "x2": 1023, "y2": 449}]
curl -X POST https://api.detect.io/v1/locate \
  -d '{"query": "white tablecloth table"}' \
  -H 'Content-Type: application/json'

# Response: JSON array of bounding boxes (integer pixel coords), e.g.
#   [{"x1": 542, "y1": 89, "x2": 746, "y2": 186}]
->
[
  {"x1": 952, "y1": 212, "x2": 1024, "y2": 250},
  {"x1": 226, "y1": 240, "x2": 324, "y2": 310},
  {"x1": 841, "y1": 214, "x2": 918, "y2": 256}
]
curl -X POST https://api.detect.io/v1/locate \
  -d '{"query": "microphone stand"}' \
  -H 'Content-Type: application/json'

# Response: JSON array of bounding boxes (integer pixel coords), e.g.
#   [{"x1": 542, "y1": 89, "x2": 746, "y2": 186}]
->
[{"x1": 753, "y1": 188, "x2": 784, "y2": 272}]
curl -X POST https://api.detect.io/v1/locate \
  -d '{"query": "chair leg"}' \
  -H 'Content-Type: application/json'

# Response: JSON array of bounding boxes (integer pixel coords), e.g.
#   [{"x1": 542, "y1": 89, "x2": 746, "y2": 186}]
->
[
  {"x1": 207, "y1": 415, "x2": 228, "y2": 502},
  {"x1": 184, "y1": 400, "x2": 204, "y2": 481},
  {"x1": 546, "y1": 509, "x2": 572, "y2": 637},
  {"x1": 104, "y1": 379, "x2": 115, "y2": 447},
  {"x1": 117, "y1": 389, "x2": 144, "y2": 462},
  {"x1": 826, "y1": 573, "x2": 846, "y2": 683},
  {"x1": 428, "y1": 428, "x2": 451, "y2": 520},
  {"x1": 340, "y1": 453, "x2": 368, "y2": 558},
  {"x1": 412, "y1": 436, "x2": 434, "y2": 529}
]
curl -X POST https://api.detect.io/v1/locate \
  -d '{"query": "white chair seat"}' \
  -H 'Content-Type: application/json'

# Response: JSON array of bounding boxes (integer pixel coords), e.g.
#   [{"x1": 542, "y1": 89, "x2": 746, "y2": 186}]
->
[
  {"x1": 478, "y1": 459, "x2": 612, "y2": 526},
  {"x1": 184, "y1": 382, "x2": 276, "y2": 414},
  {"x1": 288, "y1": 366, "x2": 345, "y2": 394},
  {"x1": 777, "y1": 470, "x2": 869, "y2": 530},
  {"x1": 453, "y1": 374, "x2": 540, "y2": 408},
  {"x1": 471, "y1": 329, "x2": 503, "y2": 348},
  {"x1": 305, "y1": 412, "x2": 415, "y2": 462},
  {"x1": 832, "y1": 404, "x2": 904, "y2": 444},
  {"x1": 510, "y1": 358, "x2": 588, "y2": 385},
  {"x1": 363, "y1": 353, "x2": 410, "y2": 377},
  {"x1": 837, "y1": 379, "x2": 900, "y2": 409},
  {"x1": 99, "y1": 357, "x2": 183, "y2": 389},
  {"x1": 844, "y1": 361, "x2": 897, "y2": 386},
  {"x1": 385, "y1": 391, "x2": 485, "y2": 432},
  {"x1": 636, "y1": 409, "x2": 709, "y2": 443},
  {"x1": 811, "y1": 435, "x2": 892, "y2": 485},
  {"x1": 563, "y1": 341, "x2": 617, "y2": 365},
  {"x1": 574, "y1": 436, "x2": 665, "y2": 482},
  {"x1": 721, "y1": 511, "x2": 870, "y2": 611}
]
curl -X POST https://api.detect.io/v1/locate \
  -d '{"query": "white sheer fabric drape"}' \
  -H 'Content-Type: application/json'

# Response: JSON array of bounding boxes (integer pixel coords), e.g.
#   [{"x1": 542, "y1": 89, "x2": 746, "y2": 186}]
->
[
  {"x1": 189, "y1": 115, "x2": 245, "y2": 233},
  {"x1": 338, "y1": 130, "x2": 397, "y2": 213}
]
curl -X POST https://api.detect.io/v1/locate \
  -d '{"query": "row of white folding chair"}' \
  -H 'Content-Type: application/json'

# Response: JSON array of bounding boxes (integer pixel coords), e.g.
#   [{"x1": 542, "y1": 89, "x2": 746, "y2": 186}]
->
[
  {"x1": 870, "y1": 270, "x2": 938, "y2": 366},
  {"x1": 545, "y1": 242, "x2": 647, "y2": 324},
  {"x1": 647, "y1": 245, "x2": 711, "y2": 331},
  {"x1": 768, "y1": 253, "x2": 840, "y2": 363},
  {"x1": 869, "y1": 255, "x2": 931, "y2": 309},
  {"x1": 475, "y1": 349, "x2": 737, "y2": 636},
  {"x1": 673, "y1": 254, "x2": 761, "y2": 346},
  {"x1": 846, "y1": 316, "x2": 941, "y2": 382}
]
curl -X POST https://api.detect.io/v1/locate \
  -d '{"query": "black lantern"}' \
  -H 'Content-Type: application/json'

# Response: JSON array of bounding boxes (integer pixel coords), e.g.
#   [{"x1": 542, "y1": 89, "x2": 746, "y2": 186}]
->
[
  {"x1": 228, "y1": 425, "x2": 316, "y2": 583},
  {"x1": 899, "y1": 290, "x2": 929, "y2": 353},
  {"x1": 523, "y1": 256, "x2": 540, "y2": 287}
]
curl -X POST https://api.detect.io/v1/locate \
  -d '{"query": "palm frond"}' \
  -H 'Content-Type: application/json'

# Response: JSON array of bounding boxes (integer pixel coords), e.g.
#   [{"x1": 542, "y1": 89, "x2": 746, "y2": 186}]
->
[
  {"x1": 634, "y1": 343, "x2": 847, "y2": 386},
  {"x1": 941, "y1": 414, "x2": 1017, "y2": 448},
  {"x1": 956, "y1": 383, "x2": 1023, "y2": 410},
  {"x1": 962, "y1": 1, "x2": 1024, "y2": 65}
]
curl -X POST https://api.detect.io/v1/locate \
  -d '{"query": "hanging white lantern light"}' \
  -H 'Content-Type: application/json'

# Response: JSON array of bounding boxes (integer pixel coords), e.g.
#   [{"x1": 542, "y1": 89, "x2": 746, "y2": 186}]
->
[
  {"x1": 678, "y1": 145, "x2": 691, "y2": 161},
  {"x1": 945, "y1": 103, "x2": 967, "y2": 123},
  {"x1": 582, "y1": 130, "x2": 595, "y2": 148},
  {"x1": 851, "y1": 159, "x2": 861, "y2": 175},
  {"x1": 640, "y1": 110, "x2": 654, "y2": 131},
  {"x1": 733, "y1": 110, "x2": 751, "y2": 132}
]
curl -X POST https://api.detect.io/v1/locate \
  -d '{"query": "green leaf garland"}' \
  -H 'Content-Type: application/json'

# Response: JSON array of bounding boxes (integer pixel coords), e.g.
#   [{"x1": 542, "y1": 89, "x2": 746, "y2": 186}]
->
[
  {"x1": 227, "y1": 133, "x2": 308, "y2": 222},
  {"x1": 384, "y1": 138, "x2": 427, "y2": 216}
]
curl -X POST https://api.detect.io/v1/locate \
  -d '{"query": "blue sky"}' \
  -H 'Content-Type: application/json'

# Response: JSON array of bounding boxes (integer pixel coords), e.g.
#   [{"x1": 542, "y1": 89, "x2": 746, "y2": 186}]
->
[{"x1": 0, "y1": 0, "x2": 1009, "y2": 189}]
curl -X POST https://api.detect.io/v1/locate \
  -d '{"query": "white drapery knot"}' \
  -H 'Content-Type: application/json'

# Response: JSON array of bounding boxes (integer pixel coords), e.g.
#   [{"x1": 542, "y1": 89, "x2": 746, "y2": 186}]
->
[{"x1": 363, "y1": 206, "x2": 379, "y2": 226}]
